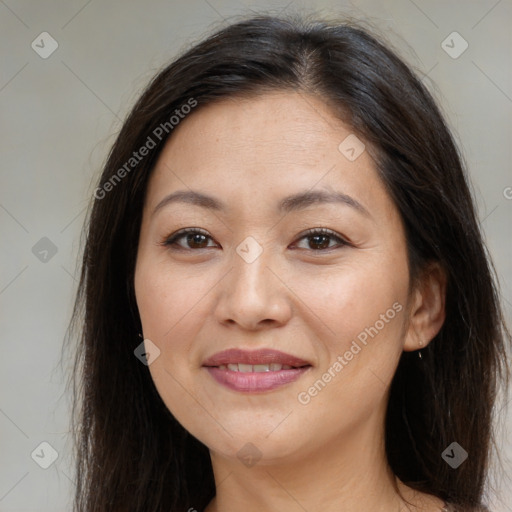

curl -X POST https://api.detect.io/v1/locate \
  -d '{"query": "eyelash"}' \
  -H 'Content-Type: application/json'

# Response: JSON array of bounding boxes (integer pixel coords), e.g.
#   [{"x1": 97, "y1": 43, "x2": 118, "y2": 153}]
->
[{"x1": 159, "y1": 227, "x2": 350, "y2": 252}]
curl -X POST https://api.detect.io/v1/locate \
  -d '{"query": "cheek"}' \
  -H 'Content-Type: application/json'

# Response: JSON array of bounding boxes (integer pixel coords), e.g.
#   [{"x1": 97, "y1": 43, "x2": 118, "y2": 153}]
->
[
  {"x1": 293, "y1": 254, "x2": 408, "y2": 343},
  {"x1": 134, "y1": 260, "x2": 217, "y2": 437},
  {"x1": 134, "y1": 256, "x2": 223, "y2": 395},
  {"x1": 291, "y1": 254, "x2": 409, "y2": 401},
  {"x1": 135, "y1": 257, "x2": 215, "y2": 342}
]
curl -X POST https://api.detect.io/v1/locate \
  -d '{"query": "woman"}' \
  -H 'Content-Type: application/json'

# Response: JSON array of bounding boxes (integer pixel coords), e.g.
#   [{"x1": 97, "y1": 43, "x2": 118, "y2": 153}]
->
[{"x1": 67, "y1": 14, "x2": 510, "y2": 512}]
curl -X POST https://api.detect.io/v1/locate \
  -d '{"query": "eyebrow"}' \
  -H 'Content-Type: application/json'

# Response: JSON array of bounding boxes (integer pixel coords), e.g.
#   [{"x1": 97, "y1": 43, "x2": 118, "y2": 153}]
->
[{"x1": 151, "y1": 189, "x2": 370, "y2": 218}]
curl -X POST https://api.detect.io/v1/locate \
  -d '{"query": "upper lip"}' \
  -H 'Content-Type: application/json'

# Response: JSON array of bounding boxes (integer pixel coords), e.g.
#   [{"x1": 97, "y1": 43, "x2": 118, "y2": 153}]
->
[{"x1": 202, "y1": 348, "x2": 311, "y2": 368}]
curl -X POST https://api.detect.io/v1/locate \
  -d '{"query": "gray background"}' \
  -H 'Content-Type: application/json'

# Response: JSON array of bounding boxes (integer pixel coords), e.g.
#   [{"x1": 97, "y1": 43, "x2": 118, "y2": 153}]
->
[{"x1": 1, "y1": 0, "x2": 511, "y2": 510}]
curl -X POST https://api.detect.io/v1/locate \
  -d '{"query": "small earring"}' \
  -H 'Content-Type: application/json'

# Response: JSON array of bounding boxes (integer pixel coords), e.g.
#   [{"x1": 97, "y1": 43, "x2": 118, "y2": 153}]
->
[
  {"x1": 138, "y1": 333, "x2": 143, "y2": 339},
  {"x1": 418, "y1": 340, "x2": 423, "y2": 359}
]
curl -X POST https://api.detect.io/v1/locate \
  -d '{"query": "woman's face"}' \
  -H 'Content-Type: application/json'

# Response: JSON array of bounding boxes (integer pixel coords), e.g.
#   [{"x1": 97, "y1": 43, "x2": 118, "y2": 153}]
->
[{"x1": 134, "y1": 91, "x2": 416, "y2": 464}]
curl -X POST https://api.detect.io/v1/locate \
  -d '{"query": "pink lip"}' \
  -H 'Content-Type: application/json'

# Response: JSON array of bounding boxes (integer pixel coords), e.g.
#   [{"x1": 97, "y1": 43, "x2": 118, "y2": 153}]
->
[
  {"x1": 202, "y1": 348, "x2": 312, "y2": 393},
  {"x1": 205, "y1": 366, "x2": 310, "y2": 392},
  {"x1": 202, "y1": 348, "x2": 311, "y2": 367}
]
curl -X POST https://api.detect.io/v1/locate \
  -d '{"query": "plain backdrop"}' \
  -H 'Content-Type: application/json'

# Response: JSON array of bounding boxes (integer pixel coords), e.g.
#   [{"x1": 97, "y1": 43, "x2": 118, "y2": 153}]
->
[{"x1": 1, "y1": 0, "x2": 511, "y2": 511}]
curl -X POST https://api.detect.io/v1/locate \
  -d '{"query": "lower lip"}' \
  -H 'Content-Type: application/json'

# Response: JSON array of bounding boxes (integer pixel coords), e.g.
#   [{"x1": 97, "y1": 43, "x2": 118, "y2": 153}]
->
[{"x1": 205, "y1": 366, "x2": 311, "y2": 392}]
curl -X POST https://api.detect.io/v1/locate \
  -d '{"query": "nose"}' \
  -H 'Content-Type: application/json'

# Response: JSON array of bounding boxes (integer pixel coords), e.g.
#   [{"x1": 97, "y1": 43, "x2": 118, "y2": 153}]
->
[{"x1": 213, "y1": 244, "x2": 293, "y2": 330}]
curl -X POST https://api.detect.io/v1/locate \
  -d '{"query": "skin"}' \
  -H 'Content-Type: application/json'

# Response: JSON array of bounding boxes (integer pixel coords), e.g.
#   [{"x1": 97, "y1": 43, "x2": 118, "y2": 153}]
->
[{"x1": 134, "y1": 91, "x2": 447, "y2": 512}]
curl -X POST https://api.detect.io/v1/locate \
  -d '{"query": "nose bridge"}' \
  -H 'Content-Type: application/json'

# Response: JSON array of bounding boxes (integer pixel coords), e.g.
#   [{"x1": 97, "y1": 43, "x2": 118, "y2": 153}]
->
[
  {"x1": 230, "y1": 235, "x2": 273, "y2": 297},
  {"x1": 215, "y1": 234, "x2": 291, "y2": 327}
]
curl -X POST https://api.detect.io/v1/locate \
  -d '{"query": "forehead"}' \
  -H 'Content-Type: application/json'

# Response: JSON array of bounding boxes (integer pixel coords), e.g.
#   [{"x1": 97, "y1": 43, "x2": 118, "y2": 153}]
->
[
  {"x1": 156, "y1": 91, "x2": 355, "y2": 170},
  {"x1": 145, "y1": 91, "x2": 390, "y2": 220}
]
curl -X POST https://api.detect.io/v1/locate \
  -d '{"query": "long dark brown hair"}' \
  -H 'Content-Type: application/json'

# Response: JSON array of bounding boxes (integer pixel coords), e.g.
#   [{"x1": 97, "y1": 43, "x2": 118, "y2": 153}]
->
[{"x1": 64, "y1": 13, "x2": 511, "y2": 512}]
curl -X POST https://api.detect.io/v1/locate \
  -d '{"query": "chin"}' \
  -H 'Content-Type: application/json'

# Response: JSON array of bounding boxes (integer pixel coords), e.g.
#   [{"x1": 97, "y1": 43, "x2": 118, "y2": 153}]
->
[{"x1": 194, "y1": 423, "x2": 309, "y2": 466}]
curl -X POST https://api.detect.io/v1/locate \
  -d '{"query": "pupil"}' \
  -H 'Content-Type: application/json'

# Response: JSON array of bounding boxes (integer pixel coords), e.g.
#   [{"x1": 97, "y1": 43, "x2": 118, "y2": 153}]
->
[
  {"x1": 311, "y1": 235, "x2": 329, "y2": 249},
  {"x1": 188, "y1": 233, "x2": 207, "y2": 248}
]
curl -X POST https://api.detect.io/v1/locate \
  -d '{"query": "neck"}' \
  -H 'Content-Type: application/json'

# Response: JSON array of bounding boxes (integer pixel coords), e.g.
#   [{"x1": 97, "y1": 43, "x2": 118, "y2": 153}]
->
[{"x1": 205, "y1": 413, "x2": 415, "y2": 512}]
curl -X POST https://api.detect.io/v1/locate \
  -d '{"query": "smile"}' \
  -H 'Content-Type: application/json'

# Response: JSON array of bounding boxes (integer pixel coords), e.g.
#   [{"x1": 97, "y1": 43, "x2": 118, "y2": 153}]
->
[{"x1": 202, "y1": 348, "x2": 312, "y2": 392}]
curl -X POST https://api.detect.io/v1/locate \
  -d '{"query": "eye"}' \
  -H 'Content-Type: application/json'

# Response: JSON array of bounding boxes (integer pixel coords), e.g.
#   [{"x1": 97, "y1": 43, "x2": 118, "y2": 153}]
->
[
  {"x1": 160, "y1": 228, "x2": 218, "y2": 250},
  {"x1": 292, "y1": 228, "x2": 350, "y2": 251},
  {"x1": 160, "y1": 227, "x2": 350, "y2": 252}
]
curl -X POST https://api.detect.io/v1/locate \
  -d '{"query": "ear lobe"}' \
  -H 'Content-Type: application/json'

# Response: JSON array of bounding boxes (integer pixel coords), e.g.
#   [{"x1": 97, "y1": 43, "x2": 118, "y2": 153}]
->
[{"x1": 403, "y1": 262, "x2": 447, "y2": 352}]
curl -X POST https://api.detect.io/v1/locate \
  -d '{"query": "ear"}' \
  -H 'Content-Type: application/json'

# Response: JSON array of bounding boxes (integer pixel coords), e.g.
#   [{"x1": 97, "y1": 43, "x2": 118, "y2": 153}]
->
[{"x1": 403, "y1": 262, "x2": 447, "y2": 352}]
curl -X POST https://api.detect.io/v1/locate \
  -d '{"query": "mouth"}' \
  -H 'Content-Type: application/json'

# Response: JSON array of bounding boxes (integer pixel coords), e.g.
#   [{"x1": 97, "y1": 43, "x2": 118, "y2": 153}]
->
[
  {"x1": 213, "y1": 362, "x2": 307, "y2": 372},
  {"x1": 202, "y1": 348, "x2": 312, "y2": 392}
]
